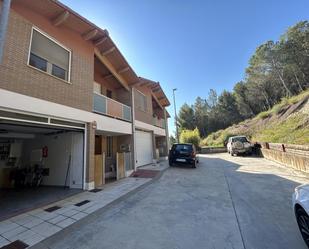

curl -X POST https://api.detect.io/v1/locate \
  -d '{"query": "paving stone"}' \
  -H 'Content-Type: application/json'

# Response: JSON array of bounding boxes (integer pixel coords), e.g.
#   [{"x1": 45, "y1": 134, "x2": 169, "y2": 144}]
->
[
  {"x1": 83, "y1": 204, "x2": 102, "y2": 214},
  {"x1": 31, "y1": 210, "x2": 59, "y2": 221},
  {"x1": 22, "y1": 216, "x2": 44, "y2": 229},
  {"x1": 0, "y1": 220, "x2": 20, "y2": 235},
  {"x1": 10, "y1": 214, "x2": 34, "y2": 226},
  {"x1": 53, "y1": 206, "x2": 74, "y2": 215},
  {"x1": 61, "y1": 209, "x2": 80, "y2": 217},
  {"x1": 71, "y1": 212, "x2": 88, "y2": 221},
  {"x1": 47, "y1": 215, "x2": 67, "y2": 225},
  {"x1": 56, "y1": 218, "x2": 75, "y2": 228},
  {"x1": 14, "y1": 229, "x2": 37, "y2": 241},
  {"x1": 30, "y1": 222, "x2": 61, "y2": 237},
  {"x1": 0, "y1": 236, "x2": 10, "y2": 247},
  {"x1": 2, "y1": 225, "x2": 27, "y2": 241},
  {"x1": 21, "y1": 233, "x2": 45, "y2": 247}
]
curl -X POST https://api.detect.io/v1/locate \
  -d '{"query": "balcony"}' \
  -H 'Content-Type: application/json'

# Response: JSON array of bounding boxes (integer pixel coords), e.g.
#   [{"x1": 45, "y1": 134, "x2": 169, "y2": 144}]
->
[
  {"x1": 153, "y1": 117, "x2": 166, "y2": 129},
  {"x1": 93, "y1": 93, "x2": 132, "y2": 122}
]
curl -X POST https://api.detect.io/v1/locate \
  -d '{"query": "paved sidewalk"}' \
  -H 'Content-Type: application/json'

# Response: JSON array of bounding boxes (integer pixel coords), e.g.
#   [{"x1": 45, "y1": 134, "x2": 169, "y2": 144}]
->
[
  {"x1": 27, "y1": 155, "x2": 308, "y2": 249},
  {"x1": 0, "y1": 161, "x2": 168, "y2": 248}
]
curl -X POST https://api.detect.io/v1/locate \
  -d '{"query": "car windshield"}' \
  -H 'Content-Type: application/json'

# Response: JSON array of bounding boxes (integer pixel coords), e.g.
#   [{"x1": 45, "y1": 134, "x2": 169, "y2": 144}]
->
[
  {"x1": 173, "y1": 144, "x2": 192, "y2": 152},
  {"x1": 232, "y1": 137, "x2": 249, "y2": 143}
]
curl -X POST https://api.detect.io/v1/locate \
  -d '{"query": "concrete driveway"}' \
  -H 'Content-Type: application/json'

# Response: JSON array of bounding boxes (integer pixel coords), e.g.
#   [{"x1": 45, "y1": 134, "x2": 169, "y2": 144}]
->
[{"x1": 32, "y1": 154, "x2": 309, "y2": 249}]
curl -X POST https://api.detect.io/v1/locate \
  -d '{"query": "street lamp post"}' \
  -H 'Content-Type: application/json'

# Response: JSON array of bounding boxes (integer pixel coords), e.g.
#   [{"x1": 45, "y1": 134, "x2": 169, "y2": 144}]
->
[{"x1": 172, "y1": 88, "x2": 179, "y2": 143}]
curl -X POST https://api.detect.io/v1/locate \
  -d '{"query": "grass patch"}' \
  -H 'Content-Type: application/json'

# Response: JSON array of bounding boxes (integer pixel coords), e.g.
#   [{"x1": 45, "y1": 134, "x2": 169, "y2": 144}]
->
[
  {"x1": 252, "y1": 115, "x2": 309, "y2": 145},
  {"x1": 201, "y1": 89, "x2": 309, "y2": 146}
]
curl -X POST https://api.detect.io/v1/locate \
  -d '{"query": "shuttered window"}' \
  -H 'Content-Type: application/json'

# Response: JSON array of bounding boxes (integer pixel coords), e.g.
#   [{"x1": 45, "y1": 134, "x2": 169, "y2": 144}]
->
[
  {"x1": 29, "y1": 28, "x2": 71, "y2": 82},
  {"x1": 136, "y1": 90, "x2": 147, "y2": 112}
]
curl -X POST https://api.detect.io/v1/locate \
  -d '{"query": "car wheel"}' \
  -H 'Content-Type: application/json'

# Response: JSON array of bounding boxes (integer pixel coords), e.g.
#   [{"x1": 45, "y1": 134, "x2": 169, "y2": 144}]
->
[
  {"x1": 296, "y1": 207, "x2": 309, "y2": 247},
  {"x1": 169, "y1": 161, "x2": 173, "y2": 166}
]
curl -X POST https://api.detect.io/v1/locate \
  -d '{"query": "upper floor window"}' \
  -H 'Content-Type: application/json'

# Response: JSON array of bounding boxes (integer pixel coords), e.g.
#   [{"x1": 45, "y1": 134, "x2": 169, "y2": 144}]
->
[
  {"x1": 28, "y1": 28, "x2": 71, "y2": 82},
  {"x1": 136, "y1": 90, "x2": 147, "y2": 112}
]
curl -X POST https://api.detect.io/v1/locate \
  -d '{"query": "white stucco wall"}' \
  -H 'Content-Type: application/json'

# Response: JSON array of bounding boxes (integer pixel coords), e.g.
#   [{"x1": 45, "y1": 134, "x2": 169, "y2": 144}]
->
[
  {"x1": 0, "y1": 89, "x2": 132, "y2": 135},
  {"x1": 135, "y1": 120, "x2": 166, "y2": 136}
]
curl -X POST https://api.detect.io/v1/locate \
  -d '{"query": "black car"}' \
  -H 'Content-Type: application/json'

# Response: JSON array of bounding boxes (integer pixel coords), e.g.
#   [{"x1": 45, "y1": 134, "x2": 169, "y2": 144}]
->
[{"x1": 168, "y1": 143, "x2": 198, "y2": 168}]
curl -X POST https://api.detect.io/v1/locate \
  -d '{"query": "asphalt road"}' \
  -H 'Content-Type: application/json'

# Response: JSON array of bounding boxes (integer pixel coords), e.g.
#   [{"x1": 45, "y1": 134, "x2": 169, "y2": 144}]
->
[{"x1": 32, "y1": 154, "x2": 309, "y2": 249}]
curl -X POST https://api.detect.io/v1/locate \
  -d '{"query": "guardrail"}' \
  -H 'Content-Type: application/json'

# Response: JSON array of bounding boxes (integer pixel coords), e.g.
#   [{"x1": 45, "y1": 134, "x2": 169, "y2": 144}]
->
[{"x1": 93, "y1": 93, "x2": 132, "y2": 122}]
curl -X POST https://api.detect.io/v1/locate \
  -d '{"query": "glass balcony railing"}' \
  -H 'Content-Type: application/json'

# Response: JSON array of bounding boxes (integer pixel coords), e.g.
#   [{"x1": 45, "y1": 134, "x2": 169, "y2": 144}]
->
[
  {"x1": 153, "y1": 117, "x2": 166, "y2": 129},
  {"x1": 93, "y1": 93, "x2": 132, "y2": 122}
]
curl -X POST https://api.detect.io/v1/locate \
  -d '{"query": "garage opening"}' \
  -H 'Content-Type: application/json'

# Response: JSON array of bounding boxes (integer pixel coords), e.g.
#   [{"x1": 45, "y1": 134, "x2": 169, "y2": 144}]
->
[
  {"x1": 0, "y1": 120, "x2": 85, "y2": 221},
  {"x1": 136, "y1": 130, "x2": 153, "y2": 167}
]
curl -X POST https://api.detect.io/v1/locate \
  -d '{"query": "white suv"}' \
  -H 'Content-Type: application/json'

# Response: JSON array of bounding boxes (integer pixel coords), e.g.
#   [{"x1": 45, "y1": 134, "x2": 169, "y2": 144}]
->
[{"x1": 227, "y1": 136, "x2": 252, "y2": 156}]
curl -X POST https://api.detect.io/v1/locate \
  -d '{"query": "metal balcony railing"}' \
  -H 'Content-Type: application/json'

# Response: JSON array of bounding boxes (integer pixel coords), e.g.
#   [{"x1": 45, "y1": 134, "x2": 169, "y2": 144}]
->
[{"x1": 93, "y1": 93, "x2": 132, "y2": 122}]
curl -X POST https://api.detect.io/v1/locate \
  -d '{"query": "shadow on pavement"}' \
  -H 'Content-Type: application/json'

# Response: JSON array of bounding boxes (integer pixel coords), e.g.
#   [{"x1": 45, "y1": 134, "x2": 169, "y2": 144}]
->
[{"x1": 202, "y1": 156, "x2": 307, "y2": 249}]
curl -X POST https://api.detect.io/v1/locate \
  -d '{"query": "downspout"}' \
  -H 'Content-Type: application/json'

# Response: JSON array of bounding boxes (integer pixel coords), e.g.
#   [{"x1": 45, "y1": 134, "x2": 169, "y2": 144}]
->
[
  {"x1": 0, "y1": 0, "x2": 11, "y2": 64},
  {"x1": 131, "y1": 87, "x2": 137, "y2": 171},
  {"x1": 164, "y1": 109, "x2": 170, "y2": 156}
]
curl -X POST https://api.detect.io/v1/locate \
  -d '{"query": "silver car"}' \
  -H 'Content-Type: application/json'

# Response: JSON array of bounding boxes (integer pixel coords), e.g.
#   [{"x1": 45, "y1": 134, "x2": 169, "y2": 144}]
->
[
  {"x1": 227, "y1": 136, "x2": 252, "y2": 156},
  {"x1": 293, "y1": 184, "x2": 309, "y2": 247}
]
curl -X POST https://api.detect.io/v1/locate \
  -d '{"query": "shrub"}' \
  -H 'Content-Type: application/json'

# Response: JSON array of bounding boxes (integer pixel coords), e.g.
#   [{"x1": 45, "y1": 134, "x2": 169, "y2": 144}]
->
[{"x1": 179, "y1": 128, "x2": 201, "y2": 147}]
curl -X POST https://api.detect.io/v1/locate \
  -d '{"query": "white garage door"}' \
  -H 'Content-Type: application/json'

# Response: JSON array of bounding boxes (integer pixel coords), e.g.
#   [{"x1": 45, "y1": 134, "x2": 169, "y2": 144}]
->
[{"x1": 136, "y1": 130, "x2": 153, "y2": 167}]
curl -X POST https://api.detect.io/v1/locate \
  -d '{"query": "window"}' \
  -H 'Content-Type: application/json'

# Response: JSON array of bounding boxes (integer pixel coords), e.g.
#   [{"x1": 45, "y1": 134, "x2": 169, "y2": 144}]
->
[
  {"x1": 173, "y1": 144, "x2": 193, "y2": 153},
  {"x1": 232, "y1": 137, "x2": 249, "y2": 143},
  {"x1": 136, "y1": 90, "x2": 147, "y2": 112},
  {"x1": 28, "y1": 28, "x2": 71, "y2": 82},
  {"x1": 106, "y1": 136, "x2": 113, "y2": 158}
]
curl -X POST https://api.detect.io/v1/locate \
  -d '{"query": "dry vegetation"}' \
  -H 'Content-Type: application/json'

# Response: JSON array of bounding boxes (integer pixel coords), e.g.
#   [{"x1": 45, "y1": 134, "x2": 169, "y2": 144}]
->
[{"x1": 202, "y1": 90, "x2": 309, "y2": 146}]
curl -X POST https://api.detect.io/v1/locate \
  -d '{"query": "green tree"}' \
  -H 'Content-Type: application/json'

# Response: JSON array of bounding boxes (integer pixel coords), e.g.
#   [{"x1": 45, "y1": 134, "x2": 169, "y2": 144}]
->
[
  {"x1": 193, "y1": 97, "x2": 209, "y2": 137},
  {"x1": 216, "y1": 90, "x2": 242, "y2": 127},
  {"x1": 179, "y1": 128, "x2": 201, "y2": 147},
  {"x1": 178, "y1": 103, "x2": 195, "y2": 131}
]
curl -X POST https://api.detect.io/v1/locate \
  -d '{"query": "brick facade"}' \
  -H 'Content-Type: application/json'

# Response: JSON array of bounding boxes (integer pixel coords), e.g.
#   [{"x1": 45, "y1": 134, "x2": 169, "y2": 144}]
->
[{"x1": 0, "y1": 7, "x2": 94, "y2": 112}]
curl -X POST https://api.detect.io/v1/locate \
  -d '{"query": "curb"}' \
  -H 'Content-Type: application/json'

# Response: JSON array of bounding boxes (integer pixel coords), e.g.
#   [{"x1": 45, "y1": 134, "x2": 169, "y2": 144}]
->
[{"x1": 30, "y1": 166, "x2": 169, "y2": 249}]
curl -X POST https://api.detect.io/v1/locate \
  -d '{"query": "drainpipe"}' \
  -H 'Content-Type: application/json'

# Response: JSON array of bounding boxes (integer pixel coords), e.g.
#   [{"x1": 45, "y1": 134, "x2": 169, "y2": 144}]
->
[
  {"x1": 164, "y1": 109, "x2": 170, "y2": 156},
  {"x1": 0, "y1": 0, "x2": 11, "y2": 64},
  {"x1": 131, "y1": 87, "x2": 137, "y2": 171}
]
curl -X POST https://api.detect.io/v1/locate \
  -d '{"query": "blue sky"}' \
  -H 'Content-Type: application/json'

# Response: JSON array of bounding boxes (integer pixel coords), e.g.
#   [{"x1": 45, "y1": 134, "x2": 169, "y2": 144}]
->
[{"x1": 62, "y1": 0, "x2": 309, "y2": 136}]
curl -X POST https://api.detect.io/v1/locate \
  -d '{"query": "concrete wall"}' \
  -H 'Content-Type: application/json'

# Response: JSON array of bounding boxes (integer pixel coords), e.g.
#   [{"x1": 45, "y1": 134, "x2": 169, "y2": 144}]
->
[
  {"x1": 261, "y1": 144, "x2": 309, "y2": 173},
  {"x1": 200, "y1": 147, "x2": 227, "y2": 154},
  {"x1": 22, "y1": 132, "x2": 83, "y2": 187}
]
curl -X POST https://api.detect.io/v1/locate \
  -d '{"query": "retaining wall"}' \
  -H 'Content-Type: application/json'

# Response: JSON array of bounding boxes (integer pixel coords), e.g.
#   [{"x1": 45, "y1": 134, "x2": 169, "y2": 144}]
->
[
  {"x1": 200, "y1": 147, "x2": 227, "y2": 154},
  {"x1": 261, "y1": 143, "x2": 309, "y2": 173}
]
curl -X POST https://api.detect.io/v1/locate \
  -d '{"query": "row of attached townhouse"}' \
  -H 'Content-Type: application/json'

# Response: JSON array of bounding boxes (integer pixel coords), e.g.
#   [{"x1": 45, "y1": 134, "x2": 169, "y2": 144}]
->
[{"x1": 0, "y1": 0, "x2": 170, "y2": 197}]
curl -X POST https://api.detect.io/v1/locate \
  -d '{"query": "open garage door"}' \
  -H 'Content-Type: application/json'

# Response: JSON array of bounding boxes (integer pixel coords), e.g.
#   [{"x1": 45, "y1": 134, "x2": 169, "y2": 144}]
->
[
  {"x1": 0, "y1": 120, "x2": 85, "y2": 220},
  {"x1": 136, "y1": 130, "x2": 153, "y2": 167}
]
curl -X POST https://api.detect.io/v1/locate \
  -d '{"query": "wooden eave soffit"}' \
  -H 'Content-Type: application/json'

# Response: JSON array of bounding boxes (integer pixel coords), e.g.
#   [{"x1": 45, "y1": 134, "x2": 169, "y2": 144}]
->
[
  {"x1": 94, "y1": 48, "x2": 130, "y2": 91},
  {"x1": 152, "y1": 93, "x2": 164, "y2": 110},
  {"x1": 52, "y1": 11, "x2": 70, "y2": 27},
  {"x1": 82, "y1": 29, "x2": 98, "y2": 41}
]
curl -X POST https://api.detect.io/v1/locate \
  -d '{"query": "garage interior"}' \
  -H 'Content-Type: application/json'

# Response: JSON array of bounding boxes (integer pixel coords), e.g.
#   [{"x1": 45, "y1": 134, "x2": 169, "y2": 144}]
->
[{"x1": 0, "y1": 120, "x2": 84, "y2": 221}]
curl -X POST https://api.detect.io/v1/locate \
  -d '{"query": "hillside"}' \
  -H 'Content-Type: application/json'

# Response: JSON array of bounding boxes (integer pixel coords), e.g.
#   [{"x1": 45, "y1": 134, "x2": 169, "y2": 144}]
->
[{"x1": 202, "y1": 90, "x2": 309, "y2": 146}]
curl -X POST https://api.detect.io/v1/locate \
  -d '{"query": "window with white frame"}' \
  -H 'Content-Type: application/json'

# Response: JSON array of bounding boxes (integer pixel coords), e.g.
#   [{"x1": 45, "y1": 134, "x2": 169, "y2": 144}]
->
[
  {"x1": 136, "y1": 90, "x2": 147, "y2": 112},
  {"x1": 28, "y1": 28, "x2": 71, "y2": 82}
]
